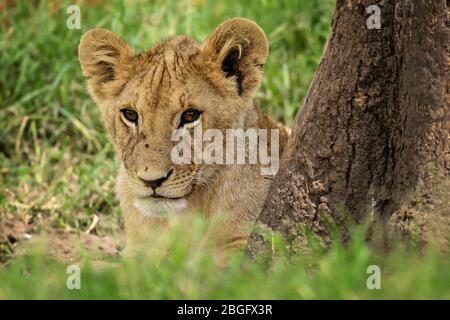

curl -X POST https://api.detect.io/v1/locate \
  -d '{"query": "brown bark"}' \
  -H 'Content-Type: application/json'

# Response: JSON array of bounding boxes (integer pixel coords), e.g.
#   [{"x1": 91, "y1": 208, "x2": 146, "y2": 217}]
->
[{"x1": 248, "y1": 0, "x2": 449, "y2": 256}]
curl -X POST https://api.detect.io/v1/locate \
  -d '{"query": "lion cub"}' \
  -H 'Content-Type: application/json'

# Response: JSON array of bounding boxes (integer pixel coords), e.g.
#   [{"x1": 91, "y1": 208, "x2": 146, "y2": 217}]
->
[{"x1": 79, "y1": 18, "x2": 290, "y2": 251}]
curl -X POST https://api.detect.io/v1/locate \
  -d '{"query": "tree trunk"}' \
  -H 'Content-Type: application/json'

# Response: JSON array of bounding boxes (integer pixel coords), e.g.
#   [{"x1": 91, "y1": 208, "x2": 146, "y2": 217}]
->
[{"x1": 248, "y1": 0, "x2": 449, "y2": 256}]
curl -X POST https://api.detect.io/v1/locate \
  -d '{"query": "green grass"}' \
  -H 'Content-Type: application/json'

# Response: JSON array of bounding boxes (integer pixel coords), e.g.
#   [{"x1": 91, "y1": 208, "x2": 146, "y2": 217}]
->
[
  {"x1": 1, "y1": 0, "x2": 449, "y2": 299},
  {"x1": 1, "y1": 215, "x2": 449, "y2": 299}
]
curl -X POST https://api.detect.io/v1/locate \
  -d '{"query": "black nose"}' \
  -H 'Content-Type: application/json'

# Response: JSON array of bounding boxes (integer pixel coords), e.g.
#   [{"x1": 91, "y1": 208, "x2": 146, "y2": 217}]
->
[{"x1": 139, "y1": 170, "x2": 172, "y2": 189}]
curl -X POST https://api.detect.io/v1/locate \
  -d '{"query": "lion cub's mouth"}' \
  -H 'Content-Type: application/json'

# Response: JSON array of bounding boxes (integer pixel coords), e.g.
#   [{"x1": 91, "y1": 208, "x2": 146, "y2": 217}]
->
[
  {"x1": 148, "y1": 194, "x2": 184, "y2": 200},
  {"x1": 134, "y1": 188, "x2": 186, "y2": 200},
  {"x1": 133, "y1": 195, "x2": 189, "y2": 218}
]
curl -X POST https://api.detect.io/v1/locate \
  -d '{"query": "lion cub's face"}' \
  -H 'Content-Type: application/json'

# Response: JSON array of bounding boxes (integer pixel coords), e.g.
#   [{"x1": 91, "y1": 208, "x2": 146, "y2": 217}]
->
[{"x1": 79, "y1": 18, "x2": 268, "y2": 202}]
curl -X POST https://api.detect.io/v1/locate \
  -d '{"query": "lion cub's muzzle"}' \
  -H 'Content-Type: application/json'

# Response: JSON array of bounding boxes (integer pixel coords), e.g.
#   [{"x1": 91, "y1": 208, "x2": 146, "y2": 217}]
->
[
  {"x1": 138, "y1": 169, "x2": 172, "y2": 190},
  {"x1": 133, "y1": 166, "x2": 195, "y2": 200}
]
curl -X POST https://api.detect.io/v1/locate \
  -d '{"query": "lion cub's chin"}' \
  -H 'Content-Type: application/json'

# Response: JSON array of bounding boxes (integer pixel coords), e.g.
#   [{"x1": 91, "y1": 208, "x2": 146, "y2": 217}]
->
[{"x1": 133, "y1": 196, "x2": 188, "y2": 218}]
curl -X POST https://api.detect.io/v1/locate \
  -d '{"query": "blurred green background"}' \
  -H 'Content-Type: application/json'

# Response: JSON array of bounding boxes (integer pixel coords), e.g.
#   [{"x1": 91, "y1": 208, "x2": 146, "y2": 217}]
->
[{"x1": 0, "y1": 0, "x2": 449, "y2": 299}]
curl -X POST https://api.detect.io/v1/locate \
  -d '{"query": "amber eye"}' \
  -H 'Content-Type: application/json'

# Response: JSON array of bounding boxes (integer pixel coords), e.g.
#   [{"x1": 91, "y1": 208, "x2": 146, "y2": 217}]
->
[
  {"x1": 121, "y1": 108, "x2": 139, "y2": 124},
  {"x1": 180, "y1": 108, "x2": 201, "y2": 127}
]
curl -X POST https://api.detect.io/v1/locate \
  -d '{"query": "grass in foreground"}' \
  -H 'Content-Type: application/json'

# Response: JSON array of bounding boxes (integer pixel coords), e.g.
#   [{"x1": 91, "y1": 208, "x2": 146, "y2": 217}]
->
[{"x1": 1, "y1": 215, "x2": 449, "y2": 299}]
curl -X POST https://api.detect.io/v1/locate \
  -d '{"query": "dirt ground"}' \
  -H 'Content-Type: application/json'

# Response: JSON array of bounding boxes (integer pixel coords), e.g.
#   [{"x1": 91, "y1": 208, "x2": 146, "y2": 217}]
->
[{"x1": 0, "y1": 211, "x2": 123, "y2": 265}]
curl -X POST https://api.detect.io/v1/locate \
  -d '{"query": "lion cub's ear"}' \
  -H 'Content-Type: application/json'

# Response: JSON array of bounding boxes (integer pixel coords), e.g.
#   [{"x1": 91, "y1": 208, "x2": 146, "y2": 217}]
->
[
  {"x1": 202, "y1": 17, "x2": 269, "y2": 97},
  {"x1": 79, "y1": 28, "x2": 134, "y2": 103}
]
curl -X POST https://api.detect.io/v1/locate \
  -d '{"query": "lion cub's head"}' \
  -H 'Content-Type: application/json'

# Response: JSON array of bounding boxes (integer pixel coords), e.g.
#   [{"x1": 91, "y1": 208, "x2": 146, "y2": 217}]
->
[{"x1": 79, "y1": 18, "x2": 268, "y2": 202}]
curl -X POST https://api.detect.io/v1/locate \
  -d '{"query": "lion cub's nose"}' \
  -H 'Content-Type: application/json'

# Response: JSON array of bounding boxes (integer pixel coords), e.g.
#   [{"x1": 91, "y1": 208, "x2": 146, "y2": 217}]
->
[{"x1": 138, "y1": 169, "x2": 172, "y2": 189}]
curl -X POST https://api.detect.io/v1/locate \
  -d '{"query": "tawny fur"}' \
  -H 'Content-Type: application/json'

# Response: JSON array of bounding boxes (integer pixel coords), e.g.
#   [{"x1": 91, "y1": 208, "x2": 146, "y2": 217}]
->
[{"x1": 79, "y1": 18, "x2": 290, "y2": 252}]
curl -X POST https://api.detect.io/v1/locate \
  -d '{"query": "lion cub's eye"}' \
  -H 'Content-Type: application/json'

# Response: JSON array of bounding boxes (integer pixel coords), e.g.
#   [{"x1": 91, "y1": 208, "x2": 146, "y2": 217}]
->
[
  {"x1": 179, "y1": 109, "x2": 201, "y2": 128},
  {"x1": 121, "y1": 108, "x2": 139, "y2": 124}
]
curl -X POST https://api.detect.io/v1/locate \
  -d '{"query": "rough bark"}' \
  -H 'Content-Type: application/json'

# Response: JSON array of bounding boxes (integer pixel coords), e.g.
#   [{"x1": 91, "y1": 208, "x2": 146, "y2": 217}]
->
[{"x1": 248, "y1": 0, "x2": 449, "y2": 256}]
